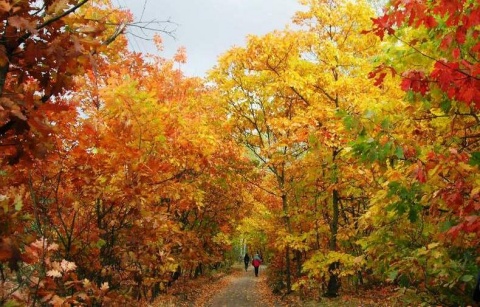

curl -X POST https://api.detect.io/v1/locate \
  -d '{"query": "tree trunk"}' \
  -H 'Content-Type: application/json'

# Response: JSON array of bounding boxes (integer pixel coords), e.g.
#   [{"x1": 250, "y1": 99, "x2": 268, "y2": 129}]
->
[
  {"x1": 325, "y1": 188, "x2": 340, "y2": 297},
  {"x1": 285, "y1": 246, "x2": 291, "y2": 292},
  {"x1": 0, "y1": 62, "x2": 9, "y2": 96},
  {"x1": 325, "y1": 261, "x2": 340, "y2": 297},
  {"x1": 282, "y1": 193, "x2": 292, "y2": 293},
  {"x1": 295, "y1": 249, "x2": 302, "y2": 277}
]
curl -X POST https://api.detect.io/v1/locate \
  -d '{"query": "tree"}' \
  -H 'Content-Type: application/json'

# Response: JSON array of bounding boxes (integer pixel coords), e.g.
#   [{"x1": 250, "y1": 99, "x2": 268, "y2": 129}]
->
[
  {"x1": 211, "y1": 30, "x2": 310, "y2": 292},
  {"x1": 356, "y1": 0, "x2": 480, "y2": 304},
  {"x1": 370, "y1": 0, "x2": 480, "y2": 108},
  {"x1": 0, "y1": 0, "x2": 135, "y2": 166},
  {"x1": 211, "y1": 0, "x2": 384, "y2": 296}
]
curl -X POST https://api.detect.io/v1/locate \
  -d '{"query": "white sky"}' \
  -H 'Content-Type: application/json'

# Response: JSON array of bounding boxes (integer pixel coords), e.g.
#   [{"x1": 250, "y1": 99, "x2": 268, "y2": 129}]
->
[{"x1": 115, "y1": 0, "x2": 303, "y2": 77}]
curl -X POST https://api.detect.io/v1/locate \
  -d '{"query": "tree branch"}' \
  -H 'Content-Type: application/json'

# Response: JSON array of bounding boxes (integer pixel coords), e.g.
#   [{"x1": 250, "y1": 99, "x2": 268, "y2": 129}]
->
[
  {"x1": 18, "y1": 0, "x2": 90, "y2": 46},
  {"x1": 393, "y1": 33, "x2": 480, "y2": 82}
]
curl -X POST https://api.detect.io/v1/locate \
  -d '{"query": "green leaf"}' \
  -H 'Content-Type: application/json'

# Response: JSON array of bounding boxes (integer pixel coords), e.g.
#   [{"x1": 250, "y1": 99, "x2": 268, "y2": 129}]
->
[
  {"x1": 308, "y1": 133, "x2": 318, "y2": 145},
  {"x1": 386, "y1": 182, "x2": 421, "y2": 222},
  {"x1": 156, "y1": 134, "x2": 167, "y2": 143},
  {"x1": 408, "y1": 206, "x2": 419, "y2": 222},
  {"x1": 343, "y1": 114, "x2": 355, "y2": 130},
  {"x1": 440, "y1": 220, "x2": 454, "y2": 232},
  {"x1": 387, "y1": 181, "x2": 402, "y2": 197},
  {"x1": 96, "y1": 238, "x2": 107, "y2": 248},
  {"x1": 14, "y1": 199, "x2": 22, "y2": 211},
  {"x1": 405, "y1": 90, "x2": 415, "y2": 102},
  {"x1": 395, "y1": 146, "x2": 405, "y2": 159},
  {"x1": 379, "y1": 141, "x2": 393, "y2": 159},
  {"x1": 440, "y1": 97, "x2": 451, "y2": 113},
  {"x1": 3, "y1": 300, "x2": 23, "y2": 307},
  {"x1": 398, "y1": 274, "x2": 410, "y2": 287},
  {"x1": 388, "y1": 270, "x2": 398, "y2": 281},
  {"x1": 469, "y1": 152, "x2": 480, "y2": 166},
  {"x1": 381, "y1": 119, "x2": 391, "y2": 130},
  {"x1": 460, "y1": 274, "x2": 473, "y2": 282}
]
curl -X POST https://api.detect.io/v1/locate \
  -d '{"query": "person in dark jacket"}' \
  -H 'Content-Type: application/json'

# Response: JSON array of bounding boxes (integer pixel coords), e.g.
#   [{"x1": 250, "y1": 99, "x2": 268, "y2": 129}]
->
[
  {"x1": 252, "y1": 253, "x2": 262, "y2": 277},
  {"x1": 243, "y1": 253, "x2": 250, "y2": 272}
]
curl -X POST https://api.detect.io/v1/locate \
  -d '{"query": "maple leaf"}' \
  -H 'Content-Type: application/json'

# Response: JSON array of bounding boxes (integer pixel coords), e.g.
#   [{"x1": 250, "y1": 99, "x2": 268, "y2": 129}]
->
[
  {"x1": 60, "y1": 259, "x2": 77, "y2": 272},
  {"x1": 47, "y1": 269, "x2": 62, "y2": 278},
  {"x1": 401, "y1": 70, "x2": 429, "y2": 95},
  {"x1": 49, "y1": 295, "x2": 65, "y2": 307},
  {"x1": 371, "y1": 15, "x2": 395, "y2": 40},
  {"x1": 83, "y1": 279, "x2": 92, "y2": 288},
  {"x1": 153, "y1": 34, "x2": 164, "y2": 51},
  {"x1": 174, "y1": 46, "x2": 187, "y2": 64},
  {"x1": 46, "y1": 0, "x2": 69, "y2": 15},
  {"x1": 8, "y1": 15, "x2": 37, "y2": 33},
  {"x1": 100, "y1": 282, "x2": 109, "y2": 291},
  {"x1": 47, "y1": 242, "x2": 59, "y2": 251}
]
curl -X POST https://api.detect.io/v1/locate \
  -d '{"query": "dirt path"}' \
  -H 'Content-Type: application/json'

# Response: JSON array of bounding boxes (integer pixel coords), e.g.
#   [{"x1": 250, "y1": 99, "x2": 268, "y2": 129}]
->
[{"x1": 204, "y1": 264, "x2": 276, "y2": 307}]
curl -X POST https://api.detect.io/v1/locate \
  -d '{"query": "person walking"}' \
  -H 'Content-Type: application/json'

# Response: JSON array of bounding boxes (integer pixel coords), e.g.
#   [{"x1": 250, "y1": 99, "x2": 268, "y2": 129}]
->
[
  {"x1": 243, "y1": 253, "x2": 250, "y2": 272},
  {"x1": 252, "y1": 253, "x2": 262, "y2": 277}
]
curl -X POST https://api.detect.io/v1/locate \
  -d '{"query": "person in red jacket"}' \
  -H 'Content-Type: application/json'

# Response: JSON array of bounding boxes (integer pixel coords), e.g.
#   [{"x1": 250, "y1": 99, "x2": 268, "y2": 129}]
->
[{"x1": 252, "y1": 253, "x2": 262, "y2": 277}]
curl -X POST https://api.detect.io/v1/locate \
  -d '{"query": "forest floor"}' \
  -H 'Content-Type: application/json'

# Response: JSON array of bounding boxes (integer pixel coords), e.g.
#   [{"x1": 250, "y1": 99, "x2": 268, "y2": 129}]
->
[{"x1": 151, "y1": 264, "x2": 414, "y2": 307}]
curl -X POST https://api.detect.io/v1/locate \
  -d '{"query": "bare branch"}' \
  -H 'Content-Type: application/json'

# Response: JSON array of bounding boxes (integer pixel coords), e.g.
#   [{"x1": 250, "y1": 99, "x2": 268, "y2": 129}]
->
[{"x1": 125, "y1": 19, "x2": 177, "y2": 40}]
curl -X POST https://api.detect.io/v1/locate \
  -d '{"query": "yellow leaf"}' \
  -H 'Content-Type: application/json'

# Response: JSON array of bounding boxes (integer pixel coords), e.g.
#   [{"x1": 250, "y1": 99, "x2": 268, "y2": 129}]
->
[{"x1": 471, "y1": 186, "x2": 480, "y2": 197}]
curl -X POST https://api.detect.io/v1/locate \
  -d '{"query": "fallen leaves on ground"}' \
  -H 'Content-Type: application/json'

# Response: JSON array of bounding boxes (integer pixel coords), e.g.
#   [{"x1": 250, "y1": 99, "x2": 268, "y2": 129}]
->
[
  {"x1": 150, "y1": 266, "x2": 415, "y2": 307},
  {"x1": 150, "y1": 266, "x2": 240, "y2": 307}
]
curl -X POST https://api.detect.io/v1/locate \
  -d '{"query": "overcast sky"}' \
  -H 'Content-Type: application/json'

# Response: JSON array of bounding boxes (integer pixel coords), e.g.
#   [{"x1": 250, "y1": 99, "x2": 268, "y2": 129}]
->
[{"x1": 115, "y1": 0, "x2": 303, "y2": 77}]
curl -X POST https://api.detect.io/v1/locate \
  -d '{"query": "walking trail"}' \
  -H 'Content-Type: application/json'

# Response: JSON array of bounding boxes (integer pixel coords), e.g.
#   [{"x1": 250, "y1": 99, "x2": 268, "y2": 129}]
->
[{"x1": 203, "y1": 263, "x2": 277, "y2": 307}]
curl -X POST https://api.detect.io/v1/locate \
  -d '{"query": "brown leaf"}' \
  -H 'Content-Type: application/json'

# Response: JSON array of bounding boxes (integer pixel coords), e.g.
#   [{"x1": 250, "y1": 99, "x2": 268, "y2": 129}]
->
[{"x1": 8, "y1": 15, "x2": 38, "y2": 33}]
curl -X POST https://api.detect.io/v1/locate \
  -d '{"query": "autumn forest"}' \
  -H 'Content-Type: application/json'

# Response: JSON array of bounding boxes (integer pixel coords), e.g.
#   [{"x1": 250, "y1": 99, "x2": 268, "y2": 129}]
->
[{"x1": 0, "y1": 0, "x2": 479, "y2": 306}]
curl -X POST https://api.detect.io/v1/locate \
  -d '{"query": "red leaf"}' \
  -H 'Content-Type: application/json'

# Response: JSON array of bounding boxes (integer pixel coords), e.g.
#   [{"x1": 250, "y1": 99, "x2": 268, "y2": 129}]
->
[
  {"x1": 415, "y1": 161, "x2": 427, "y2": 183},
  {"x1": 374, "y1": 72, "x2": 387, "y2": 86},
  {"x1": 447, "y1": 224, "x2": 462, "y2": 239},
  {"x1": 368, "y1": 65, "x2": 397, "y2": 87},
  {"x1": 440, "y1": 34, "x2": 454, "y2": 50},
  {"x1": 455, "y1": 26, "x2": 466, "y2": 44},
  {"x1": 401, "y1": 70, "x2": 429, "y2": 95},
  {"x1": 472, "y1": 42, "x2": 480, "y2": 53},
  {"x1": 424, "y1": 16, "x2": 438, "y2": 28},
  {"x1": 371, "y1": 15, "x2": 395, "y2": 40},
  {"x1": 400, "y1": 78, "x2": 412, "y2": 92},
  {"x1": 452, "y1": 48, "x2": 460, "y2": 59},
  {"x1": 465, "y1": 8, "x2": 480, "y2": 27}
]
